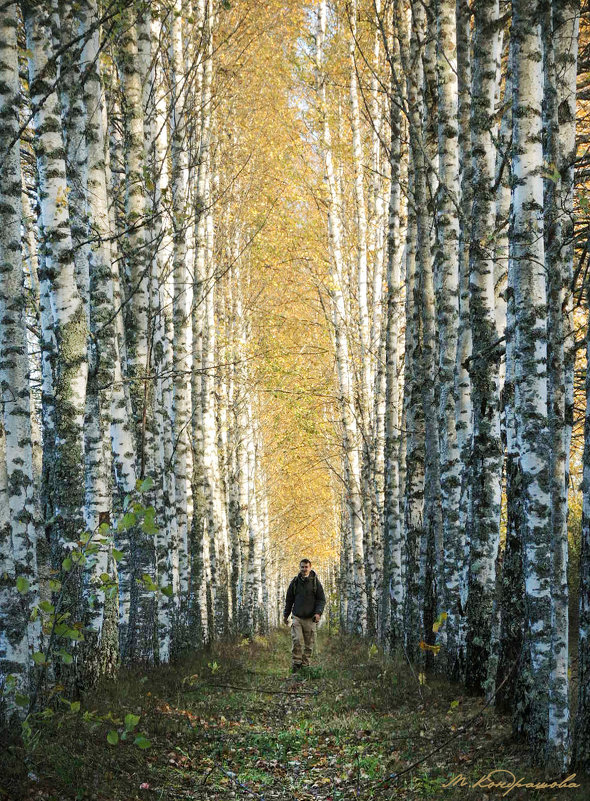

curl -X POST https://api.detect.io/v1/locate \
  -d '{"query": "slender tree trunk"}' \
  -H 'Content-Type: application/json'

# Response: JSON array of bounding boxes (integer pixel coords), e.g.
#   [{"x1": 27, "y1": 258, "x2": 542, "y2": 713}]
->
[
  {"x1": 435, "y1": 0, "x2": 461, "y2": 677},
  {"x1": 0, "y1": 1, "x2": 41, "y2": 720},
  {"x1": 24, "y1": 0, "x2": 89, "y2": 556},
  {"x1": 465, "y1": 0, "x2": 502, "y2": 696},
  {"x1": 509, "y1": 0, "x2": 552, "y2": 762}
]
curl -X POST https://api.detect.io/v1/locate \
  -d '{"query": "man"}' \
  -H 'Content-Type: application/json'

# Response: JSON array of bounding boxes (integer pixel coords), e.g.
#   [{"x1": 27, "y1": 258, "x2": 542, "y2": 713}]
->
[{"x1": 283, "y1": 558, "x2": 326, "y2": 673}]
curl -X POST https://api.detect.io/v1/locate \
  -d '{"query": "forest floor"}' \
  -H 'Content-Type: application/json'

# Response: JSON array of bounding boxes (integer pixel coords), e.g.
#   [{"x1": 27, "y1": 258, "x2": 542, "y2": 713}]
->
[{"x1": 2, "y1": 628, "x2": 589, "y2": 801}]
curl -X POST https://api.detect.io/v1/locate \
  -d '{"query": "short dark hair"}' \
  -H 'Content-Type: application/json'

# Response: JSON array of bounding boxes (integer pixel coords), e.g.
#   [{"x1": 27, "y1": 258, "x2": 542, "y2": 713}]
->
[{"x1": 300, "y1": 558, "x2": 311, "y2": 565}]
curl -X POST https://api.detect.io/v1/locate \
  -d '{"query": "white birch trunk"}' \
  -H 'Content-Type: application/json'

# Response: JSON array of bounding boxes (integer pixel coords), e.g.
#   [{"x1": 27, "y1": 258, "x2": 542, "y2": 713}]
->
[
  {"x1": 0, "y1": 1, "x2": 41, "y2": 719},
  {"x1": 464, "y1": 0, "x2": 502, "y2": 696},
  {"x1": 509, "y1": 0, "x2": 552, "y2": 762}
]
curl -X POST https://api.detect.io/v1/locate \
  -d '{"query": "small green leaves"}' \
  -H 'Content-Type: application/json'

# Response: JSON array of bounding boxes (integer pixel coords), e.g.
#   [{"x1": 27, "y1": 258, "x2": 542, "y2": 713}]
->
[
  {"x1": 208, "y1": 661, "x2": 219, "y2": 674},
  {"x1": 15, "y1": 693, "x2": 30, "y2": 708},
  {"x1": 134, "y1": 734, "x2": 151, "y2": 749},
  {"x1": 71, "y1": 550, "x2": 86, "y2": 567},
  {"x1": 450, "y1": 700, "x2": 459, "y2": 709},
  {"x1": 120, "y1": 512, "x2": 136, "y2": 531},
  {"x1": 125, "y1": 713, "x2": 140, "y2": 731},
  {"x1": 3, "y1": 674, "x2": 17, "y2": 693},
  {"x1": 49, "y1": 579, "x2": 62, "y2": 592},
  {"x1": 58, "y1": 649, "x2": 73, "y2": 665},
  {"x1": 32, "y1": 651, "x2": 46, "y2": 665},
  {"x1": 137, "y1": 476, "x2": 154, "y2": 493},
  {"x1": 160, "y1": 585, "x2": 173, "y2": 598},
  {"x1": 39, "y1": 600, "x2": 55, "y2": 615},
  {"x1": 112, "y1": 548, "x2": 124, "y2": 562},
  {"x1": 107, "y1": 730, "x2": 119, "y2": 745},
  {"x1": 141, "y1": 574, "x2": 158, "y2": 592},
  {"x1": 62, "y1": 557, "x2": 73, "y2": 572},
  {"x1": 16, "y1": 576, "x2": 30, "y2": 594},
  {"x1": 70, "y1": 701, "x2": 80, "y2": 713}
]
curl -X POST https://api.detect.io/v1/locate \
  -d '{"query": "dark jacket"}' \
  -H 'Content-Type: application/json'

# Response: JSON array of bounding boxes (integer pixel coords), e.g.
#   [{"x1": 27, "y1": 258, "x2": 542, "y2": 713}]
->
[{"x1": 283, "y1": 570, "x2": 326, "y2": 620}]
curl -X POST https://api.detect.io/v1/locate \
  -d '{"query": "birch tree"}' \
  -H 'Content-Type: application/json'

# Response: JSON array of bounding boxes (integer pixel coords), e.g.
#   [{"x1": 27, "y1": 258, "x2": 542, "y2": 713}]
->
[
  {"x1": 0, "y1": 0, "x2": 41, "y2": 720},
  {"x1": 509, "y1": 0, "x2": 553, "y2": 762},
  {"x1": 464, "y1": 0, "x2": 502, "y2": 696}
]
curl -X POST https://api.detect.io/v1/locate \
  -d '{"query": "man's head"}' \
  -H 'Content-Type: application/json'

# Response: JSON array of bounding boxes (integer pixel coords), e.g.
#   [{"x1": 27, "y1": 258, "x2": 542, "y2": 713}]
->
[{"x1": 299, "y1": 558, "x2": 312, "y2": 577}]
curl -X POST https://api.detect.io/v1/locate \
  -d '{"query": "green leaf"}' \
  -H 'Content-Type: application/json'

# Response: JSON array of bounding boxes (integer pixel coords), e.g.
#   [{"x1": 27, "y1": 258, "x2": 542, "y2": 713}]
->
[
  {"x1": 138, "y1": 476, "x2": 154, "y2": 493},
  {"x1": 121, "y1": 512, "x2": 136, "y2": 531},
  {"x1": 15, "y1": 693, "x2": 30, "y2": 708},
  {"x1": 107, "y1": 730, "x2": 119, "y2": 745},
  {"x1": 70, "y1": 701, "x2": 80, "y2": 713},
  {"x1": 71, "y1": 550, "x2": 86, "y2": 567},
  {"x1": 142, "y1": 518, "x2": 158, "y2": 535},
  {"x1": 62, "y1": 557, "x2": 73, "y2": 571},
  {"x1": 124, "y1": 713, "x2": 141, "y2": 731},
  {"x1": 58, "y1": 649, "x2": 73, "y2": 665},
  {"x1": 49, "y1": 579, "x2": 62, "y2": 592},
  {"x1": 3, "y1": 674, "x2": 17, "y2": 693},
  {"x1": 450, "y1": 700, "x2": 459, "y2": 709},
  {"x1": 39, "y1": 600, "x2": 55, "y2": 614},
  {"x1": 64, "y1": 628, "x2": 83, "y2": 641},
  {"x1": 32, "y1": 651, "x2": 46, "y2": 665},
  {"x1": 134, "y1": 734, "x2": 151, "y2": 749},
  {"x1": 112, "y1": 548, "x2": 124, "y2": 562},
  {"x1": 16, "y1": 576, "x2": 30, "y2": 594},
  {"x1": 160, "y1": 585, "x2": 173, "y2": 598}
]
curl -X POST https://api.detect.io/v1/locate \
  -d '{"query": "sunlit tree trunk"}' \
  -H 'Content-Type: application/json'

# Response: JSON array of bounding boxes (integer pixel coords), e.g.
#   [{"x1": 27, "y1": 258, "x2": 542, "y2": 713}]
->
[
  {"x1": 116, "y1": 7, "x2": 156, "y2": 663},
  {"x1": 79, "y1": 0, "x2": 119, "y2": 681},
  {"x1": 0, "y1": 1, "x2": 41, "y2": 720},
  {"x1": 170, "y1": 0, "x2": 194, "y2": 607},
  {"x1": 316, "y1": 0, "x2": 366, "y2": 634},
  {"x1": 509, "y1": 0, "x2": 552, "y2": 762},
  {"x1": 24, "y1": 0, "x2": 89, "y2": 555}
]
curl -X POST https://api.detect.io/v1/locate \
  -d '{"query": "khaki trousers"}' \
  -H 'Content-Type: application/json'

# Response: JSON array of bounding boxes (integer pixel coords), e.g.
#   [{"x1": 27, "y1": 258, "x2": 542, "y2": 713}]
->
[{"x1": 291, "y1": 615, "x2": 317, "y2": 666}]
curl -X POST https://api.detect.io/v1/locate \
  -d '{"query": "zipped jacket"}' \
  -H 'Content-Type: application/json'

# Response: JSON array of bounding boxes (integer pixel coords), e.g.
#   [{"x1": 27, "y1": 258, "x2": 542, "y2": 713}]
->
[{"x1": 283, "y1": 570, "x2": 326, "y2": 620}]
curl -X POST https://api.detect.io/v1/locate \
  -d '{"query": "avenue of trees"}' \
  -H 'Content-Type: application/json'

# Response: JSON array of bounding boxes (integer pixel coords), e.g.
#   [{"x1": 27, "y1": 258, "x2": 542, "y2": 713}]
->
[
  {"x1": 312, "y1": 0, "x2": 589, "y2": 776},
  {"x1": 1, "y1": 0, "x2": 590, "y2": 778}
]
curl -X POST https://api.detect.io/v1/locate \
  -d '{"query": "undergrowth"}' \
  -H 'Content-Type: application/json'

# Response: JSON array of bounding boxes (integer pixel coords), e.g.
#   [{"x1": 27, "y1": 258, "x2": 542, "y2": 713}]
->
[{"x1": 1, "y1": 629, "x2": 588, "y2": 800}]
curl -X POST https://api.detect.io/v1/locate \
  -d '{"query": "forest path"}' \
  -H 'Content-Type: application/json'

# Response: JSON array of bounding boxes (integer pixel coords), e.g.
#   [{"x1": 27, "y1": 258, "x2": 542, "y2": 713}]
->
[{"x1": 12, "y1": 631, "x2": 589, "y2": 801}]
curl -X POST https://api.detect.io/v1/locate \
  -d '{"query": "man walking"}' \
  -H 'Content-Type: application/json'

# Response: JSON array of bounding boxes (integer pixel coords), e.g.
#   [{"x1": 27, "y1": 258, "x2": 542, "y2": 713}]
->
[{"x1": 283, "y1": 558, "x2": 326, "y2": 673}]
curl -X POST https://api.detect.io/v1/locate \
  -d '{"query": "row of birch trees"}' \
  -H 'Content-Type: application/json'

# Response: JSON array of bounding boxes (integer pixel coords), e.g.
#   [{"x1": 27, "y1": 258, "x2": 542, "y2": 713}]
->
[
  {"x1": 311, "y1": 0, "x2": 590, "y2": 773},
  {"x1": 0, "y1": 0, "x2": 279, "y2": 725}
]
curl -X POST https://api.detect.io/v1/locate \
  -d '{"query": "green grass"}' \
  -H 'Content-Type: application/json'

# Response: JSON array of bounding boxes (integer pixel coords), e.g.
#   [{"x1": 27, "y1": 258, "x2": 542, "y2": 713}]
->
[{"x1": 1, "y1": 630, "x2": 589, "y2": 800}]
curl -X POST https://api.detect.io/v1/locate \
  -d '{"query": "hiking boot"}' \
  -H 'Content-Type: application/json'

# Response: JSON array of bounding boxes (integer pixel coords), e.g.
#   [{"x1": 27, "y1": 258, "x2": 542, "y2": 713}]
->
[{"x1": 291, "y1": 663, "x2": 301, "y2": 674}]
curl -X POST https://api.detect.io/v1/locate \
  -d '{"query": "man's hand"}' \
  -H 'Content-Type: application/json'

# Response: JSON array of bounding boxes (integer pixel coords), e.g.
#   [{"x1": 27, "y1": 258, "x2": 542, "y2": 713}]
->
[{"x1": 313, "y1": 614, "x2": 320, "y2": 623}]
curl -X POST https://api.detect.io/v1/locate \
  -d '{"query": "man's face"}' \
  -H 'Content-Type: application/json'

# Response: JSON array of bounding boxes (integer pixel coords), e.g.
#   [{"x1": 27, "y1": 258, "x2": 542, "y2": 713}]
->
[{"x1": 300, "y1": 561, "x2": 311, "y2": 577}]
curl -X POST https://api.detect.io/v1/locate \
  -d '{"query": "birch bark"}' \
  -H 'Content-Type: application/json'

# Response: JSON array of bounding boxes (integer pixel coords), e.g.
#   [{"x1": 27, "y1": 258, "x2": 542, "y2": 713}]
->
[
  {"x1": 465, "y1": 0, "x2": 502, "y2": 696},
  {"x1": 0, "y1": 1, "x2": 41, "y2": 719}
]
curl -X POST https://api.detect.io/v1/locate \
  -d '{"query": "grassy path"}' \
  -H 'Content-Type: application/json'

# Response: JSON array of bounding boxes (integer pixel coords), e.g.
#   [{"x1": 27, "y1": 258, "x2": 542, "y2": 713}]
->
[{"x1": 3, "y1": 629, "x2": 589, "y2": 801}]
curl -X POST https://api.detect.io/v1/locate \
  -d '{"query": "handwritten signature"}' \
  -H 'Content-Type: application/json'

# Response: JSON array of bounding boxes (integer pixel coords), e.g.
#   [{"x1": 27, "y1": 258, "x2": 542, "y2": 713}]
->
[{"x1": 443, "y1": 770, "x2": 581, "y2": 796}]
